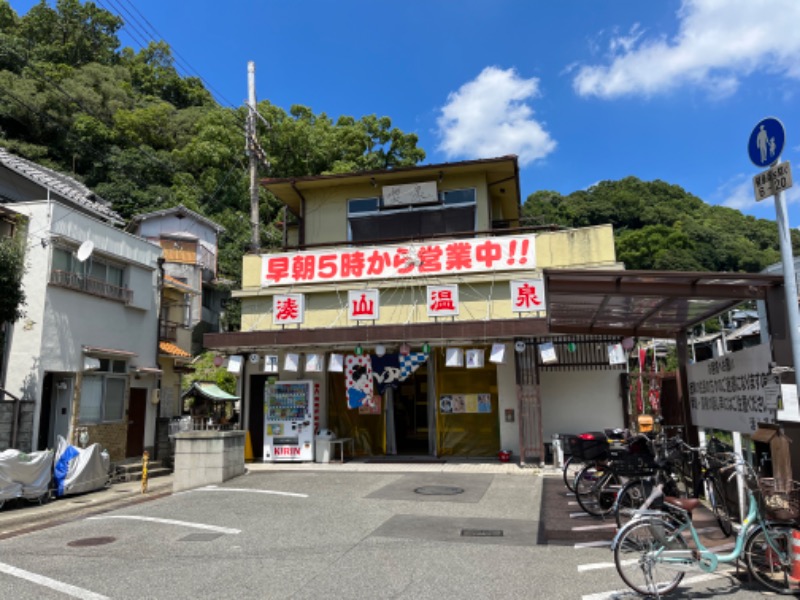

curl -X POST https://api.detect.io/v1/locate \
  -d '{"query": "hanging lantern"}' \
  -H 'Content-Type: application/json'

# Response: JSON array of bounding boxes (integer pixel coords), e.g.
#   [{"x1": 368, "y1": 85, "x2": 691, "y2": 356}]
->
[
  {"x1": 422, "y1": 342, "x2": 431, "y2": 354},
  {"x1": 567, "y1": 342, "x2": 577, "y2": 353},
  {"x1": 399, "y1": 343, "x2": 411, "y2": 355},
  {"x1": 355, "y1": 345, "x2": 363, "y2": 356}
]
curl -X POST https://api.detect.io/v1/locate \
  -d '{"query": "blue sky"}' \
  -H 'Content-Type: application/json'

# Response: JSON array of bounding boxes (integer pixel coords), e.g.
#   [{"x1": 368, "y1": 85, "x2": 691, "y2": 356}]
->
[{"x1": 11, "y1": 0, "x2": 800, "y2": 226}]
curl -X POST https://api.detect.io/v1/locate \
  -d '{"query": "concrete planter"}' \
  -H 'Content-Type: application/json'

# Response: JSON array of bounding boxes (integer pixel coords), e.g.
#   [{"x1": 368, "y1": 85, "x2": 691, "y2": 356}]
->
[{"x1": 172, "y1": 430, "x2": 246, "y2": 492}]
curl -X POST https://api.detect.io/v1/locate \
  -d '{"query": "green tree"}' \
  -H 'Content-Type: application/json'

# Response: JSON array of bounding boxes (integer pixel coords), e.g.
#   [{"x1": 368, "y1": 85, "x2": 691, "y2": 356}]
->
[
  {"x1": 0, "y1": 221, "x2": 26, "y2": 325},
  {"x1": 182, "y1": 351, "x2": 237, "y2": 395},
  {"x1": 17, "y1": 0, "x2": 122, "y2": 67},
  {"x1": 523, "y1": 177, "x2": 795, "y2": 273}
]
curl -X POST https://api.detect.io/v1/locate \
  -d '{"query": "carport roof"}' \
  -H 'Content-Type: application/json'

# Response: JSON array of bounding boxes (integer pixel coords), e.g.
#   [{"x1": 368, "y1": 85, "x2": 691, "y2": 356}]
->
[{"x1": 543, "y1": 269, "x2": 785, "y2": 338}]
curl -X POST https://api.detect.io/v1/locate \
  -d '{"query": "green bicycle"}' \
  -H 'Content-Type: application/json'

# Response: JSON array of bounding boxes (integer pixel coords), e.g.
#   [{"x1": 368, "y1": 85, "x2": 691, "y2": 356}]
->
[{"x1": 612, "y1": 456, "x2": 800, "y2": 597}]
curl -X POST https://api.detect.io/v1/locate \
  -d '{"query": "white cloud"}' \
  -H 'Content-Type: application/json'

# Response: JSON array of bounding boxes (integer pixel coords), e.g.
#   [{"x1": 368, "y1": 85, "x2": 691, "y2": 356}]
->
[
  {"x1": 717, "y1": 168, "x2": 800, "y2": 213},
  {"x1": 573, "y1": 0, "x2": 800, "y2": 98},
  {"x1": 436, "y1": 67, "x2": 556, "y2": 166}
]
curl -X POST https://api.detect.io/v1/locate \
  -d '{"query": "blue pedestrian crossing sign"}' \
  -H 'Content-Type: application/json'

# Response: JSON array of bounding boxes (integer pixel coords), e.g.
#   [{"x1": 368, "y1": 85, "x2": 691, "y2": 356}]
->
[{"x1": 748, "y1": 117, "x2": 785, "y2": 168}]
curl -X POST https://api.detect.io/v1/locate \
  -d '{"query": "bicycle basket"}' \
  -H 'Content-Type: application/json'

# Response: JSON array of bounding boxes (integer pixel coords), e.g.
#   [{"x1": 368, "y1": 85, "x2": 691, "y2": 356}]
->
[
  {"x1": 568, "y1": 432, "x2": 609, "y2": 461},
  {"x1": 610, "y1": 451, "x2": 657, "y2": 477},
  {"x1": 759, "y1": 478, "x2": 800, "y2": 521}
]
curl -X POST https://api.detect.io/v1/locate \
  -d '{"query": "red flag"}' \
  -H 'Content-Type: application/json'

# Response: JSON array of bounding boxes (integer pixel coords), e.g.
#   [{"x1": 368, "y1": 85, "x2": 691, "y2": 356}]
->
[{"x1": 636, "y1": 377, "x2": 643, "y2": 413}]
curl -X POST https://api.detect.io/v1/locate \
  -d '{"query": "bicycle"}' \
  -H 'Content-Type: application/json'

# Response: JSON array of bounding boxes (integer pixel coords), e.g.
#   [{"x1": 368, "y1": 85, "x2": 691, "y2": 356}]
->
[
  {"x1": 612, "y1": 455, "x2": 800, "y2": 597},
  {"x1": 575, "y1": 432, "x2": 653, "y2": 517},
  {"x1": 614, "y1": 434, "x2": 736, "y2": 533},
  {"x1": 563, "y1": 429, "x2": 628, "y2": 493},
  {"x1": 696, "y1": 443, "x2": 736, "y2": 537},
  {"x1": 562, "y1": 453, "x2": 584, "y2": 493},
  {"x1": 613, "y1": 431, "x2": 688, "y2": 529}
]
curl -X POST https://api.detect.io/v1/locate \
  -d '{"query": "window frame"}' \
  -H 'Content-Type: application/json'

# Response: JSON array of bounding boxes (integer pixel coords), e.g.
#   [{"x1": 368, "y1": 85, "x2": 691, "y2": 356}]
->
[
  {"x1": 346, "y1": 188, "x2": 477, "y2": 243},
  {"x1": 78, "y1": 359, "x2": 128, "y2": 424}
]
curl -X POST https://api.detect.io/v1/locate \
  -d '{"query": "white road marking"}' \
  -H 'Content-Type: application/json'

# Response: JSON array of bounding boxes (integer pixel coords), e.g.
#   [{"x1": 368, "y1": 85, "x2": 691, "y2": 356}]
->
[
  {"x1": 570, "y1": 512, "x2": 594, "y2": 518},
  {"x1": 572, "y1": 522, "x2": 617, "y2": 531},
  {"x1": 574, "y1": 540, "x2": 611, "y2": 549},
  {"x1": 580, "y1": 567, "x2": 736, "y2": 599},
  {"x1": 87, "y1": 515, "x2": 240, "y2": 534},
  {"x1": 0, "y1": 561, "x2": 109, "y2": 600},
  {"x1": 196, "y1": 485, "x2": 308, "y2": 498}
]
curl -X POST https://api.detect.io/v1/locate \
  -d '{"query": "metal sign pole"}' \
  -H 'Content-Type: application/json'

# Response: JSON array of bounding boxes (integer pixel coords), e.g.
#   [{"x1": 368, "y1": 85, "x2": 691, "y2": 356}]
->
[{"x1": 773, "y1": 188, "x2": 800, "y2": 400}]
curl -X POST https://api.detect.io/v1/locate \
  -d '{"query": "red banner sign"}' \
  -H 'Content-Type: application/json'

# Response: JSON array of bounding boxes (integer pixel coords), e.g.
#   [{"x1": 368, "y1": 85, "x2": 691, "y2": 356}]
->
[{"x1": 261, "y1": 234, "x2": 536, "y2": 287}]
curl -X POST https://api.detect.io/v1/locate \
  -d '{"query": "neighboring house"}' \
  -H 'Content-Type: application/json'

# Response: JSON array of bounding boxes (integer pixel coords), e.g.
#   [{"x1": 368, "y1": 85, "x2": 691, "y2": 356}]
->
[
  {"x1": 205, "y1": 156, "x2": 625, "y2": 463},
  {"x1": 0, "y1": 148, "x2": 162, "y2": 459},
  {"x1": 126, "y1": 206, "x2": 227, "y2": 425},
  {"x1": 127, "y1": 205, "x2": 228, "y2": 356},
  {"x1": 687, "y1": 308, "x2": 762, "y2": 362}
]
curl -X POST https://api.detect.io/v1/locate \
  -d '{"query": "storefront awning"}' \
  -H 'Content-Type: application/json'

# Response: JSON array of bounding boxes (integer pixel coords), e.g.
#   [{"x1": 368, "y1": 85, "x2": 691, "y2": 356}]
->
[
  {"x1": 181, "y1": 382, "x2": 239, "y2": 402},
  {"x1": 543, "y1": 269, "x2": 785, "y2": 338},
  {"x1": 204, "y1": 318, "x2": 549, "y2": 353},
  {"x1": 82, "y1": 346, "x2": 138, "y2": 358}
]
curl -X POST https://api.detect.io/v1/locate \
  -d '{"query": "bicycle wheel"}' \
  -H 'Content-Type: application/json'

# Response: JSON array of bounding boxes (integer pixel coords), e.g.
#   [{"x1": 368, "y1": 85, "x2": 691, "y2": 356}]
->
[
  {"x1": 708, "y1": 478, "x2": 734, "y2": 537},
  {"x1": 576, "y1": 463, "x2": 621, "y2": 517},
  {"x1": 563, "y1": 455, "x2": 584, "y2": 493},
  {"x1": 744, "y1": 522, "x2": 800, "y2": 595},
  {"x1": 614, "y1": 517, "x2": 687, "y2": 596},
  {"x1": 615, "y1": 478, "x2": 649, "y2": 529}
]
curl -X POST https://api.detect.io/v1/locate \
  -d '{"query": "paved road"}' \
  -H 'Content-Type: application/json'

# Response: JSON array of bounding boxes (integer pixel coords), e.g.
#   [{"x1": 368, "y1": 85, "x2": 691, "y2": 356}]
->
[{"x1": 0, "y1": 465, "x2": 781, "y2": 599}]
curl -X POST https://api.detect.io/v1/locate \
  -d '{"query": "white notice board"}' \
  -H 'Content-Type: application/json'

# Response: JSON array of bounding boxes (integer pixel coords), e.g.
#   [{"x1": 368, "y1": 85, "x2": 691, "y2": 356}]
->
[{"x1": 687, "y1": 343, "x2": 778, "y2": 433}]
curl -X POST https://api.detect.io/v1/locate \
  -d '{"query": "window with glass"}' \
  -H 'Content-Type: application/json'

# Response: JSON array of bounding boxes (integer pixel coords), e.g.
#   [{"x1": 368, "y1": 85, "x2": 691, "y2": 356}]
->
[
  {"x1": 78, "y1": 359, "x2": 127, "y2": 423},
  {"x1": 51, "y1": 247, "x2": 130, "y2": 302},
  {"x1": 347, "y1": 188, "x2": 476, "y2": 243}
]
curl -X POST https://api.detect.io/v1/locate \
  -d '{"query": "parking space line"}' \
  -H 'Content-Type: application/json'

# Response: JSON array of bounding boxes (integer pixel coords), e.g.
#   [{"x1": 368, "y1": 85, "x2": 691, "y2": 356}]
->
[
  {"x1": 572, "y1": 522, "x2": 617, "y2": 531},
  {"x1": 574, "y1": 540, "x2": 611, "y2": 549},
  {"x1": 195, "y1": 485, "x2": 308, "y2": 498},
  {"x1": 0, "y1": 561, "x2": 109, "y2": 600},
  {"x1": 87, "y1": 516, "x2": 240, "y2": 534},
  {"x1": 580, "y1": 569, "x2": 734, "y2": 599}
]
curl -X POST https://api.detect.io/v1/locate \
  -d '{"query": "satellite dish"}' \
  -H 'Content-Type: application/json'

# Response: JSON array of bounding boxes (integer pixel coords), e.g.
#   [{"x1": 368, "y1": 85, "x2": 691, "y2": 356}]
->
[{"x1": 76, "y1": 240, "x2": 94, "y2": 262}]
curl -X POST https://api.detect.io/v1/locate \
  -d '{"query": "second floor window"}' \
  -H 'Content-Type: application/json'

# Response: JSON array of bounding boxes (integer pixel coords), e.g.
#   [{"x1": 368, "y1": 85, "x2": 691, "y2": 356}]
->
[
  {"x1": 347, "y1": 188, "x2": 476, "y2": 243},
  {"x1": 51, "y1": 247, "x2": 132, "y2": 303}
]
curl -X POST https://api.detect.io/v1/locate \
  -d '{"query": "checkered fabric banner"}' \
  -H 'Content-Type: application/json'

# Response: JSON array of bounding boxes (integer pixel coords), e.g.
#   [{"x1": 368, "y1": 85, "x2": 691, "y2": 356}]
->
[{"x1": 399, "y1": 352, "x2": 428, "y2": 381}]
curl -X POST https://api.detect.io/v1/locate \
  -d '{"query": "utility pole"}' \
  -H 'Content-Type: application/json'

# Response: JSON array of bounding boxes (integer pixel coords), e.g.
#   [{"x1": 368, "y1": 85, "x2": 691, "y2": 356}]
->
[{"x1": 247, "y1": 61, "x2": 259, "y2": 252}]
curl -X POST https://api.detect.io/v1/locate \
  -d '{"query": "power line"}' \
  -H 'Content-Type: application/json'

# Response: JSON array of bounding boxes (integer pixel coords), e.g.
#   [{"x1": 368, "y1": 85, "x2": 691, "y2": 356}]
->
[{"x1": 98, "y1": 0, "x2": 240, "y2": 109}]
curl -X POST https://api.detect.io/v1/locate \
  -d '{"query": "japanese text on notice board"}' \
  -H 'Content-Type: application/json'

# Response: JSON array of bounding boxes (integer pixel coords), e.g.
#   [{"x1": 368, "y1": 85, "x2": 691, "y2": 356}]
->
[{"x1": 687, "y1": 343, "x2": 778, "y2": 433}]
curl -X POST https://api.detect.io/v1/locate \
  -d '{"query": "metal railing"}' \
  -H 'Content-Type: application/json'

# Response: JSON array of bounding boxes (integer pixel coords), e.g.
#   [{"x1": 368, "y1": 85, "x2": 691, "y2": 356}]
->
[{"x1": 50, "y1": 270, "x2": 133, "y2": 304}]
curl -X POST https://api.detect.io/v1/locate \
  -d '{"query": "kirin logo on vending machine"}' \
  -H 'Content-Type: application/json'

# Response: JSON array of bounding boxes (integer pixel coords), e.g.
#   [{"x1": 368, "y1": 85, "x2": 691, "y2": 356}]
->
[{"x1": 274, "y1": 446, "x2": 301, "y2": 457}]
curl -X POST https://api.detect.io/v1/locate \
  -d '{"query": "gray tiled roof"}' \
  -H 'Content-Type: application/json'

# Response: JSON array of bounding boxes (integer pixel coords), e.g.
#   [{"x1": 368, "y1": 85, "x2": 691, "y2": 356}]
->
[
  {"x1": 127, "y1": 204, "x2": 225, "y2": 233},
  {"x1": 0, "y1": 148, "x2": 124, "y2": 224}
]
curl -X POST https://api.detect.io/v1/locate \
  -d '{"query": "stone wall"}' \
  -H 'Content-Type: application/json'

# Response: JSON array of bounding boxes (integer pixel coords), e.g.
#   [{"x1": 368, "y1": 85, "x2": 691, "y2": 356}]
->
[
  {"x1": 84, "y1": 422, "x2": 127, "y2": 461},
  {"x1": 0, "y1": 400, "x2": 34, "y2": 451}
]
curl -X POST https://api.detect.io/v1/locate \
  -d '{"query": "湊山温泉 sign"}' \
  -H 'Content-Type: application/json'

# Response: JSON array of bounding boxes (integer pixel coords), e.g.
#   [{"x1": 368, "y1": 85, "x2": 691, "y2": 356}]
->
[{"x1": 687, "y1": 344, "x2": 779, "y2": 433}]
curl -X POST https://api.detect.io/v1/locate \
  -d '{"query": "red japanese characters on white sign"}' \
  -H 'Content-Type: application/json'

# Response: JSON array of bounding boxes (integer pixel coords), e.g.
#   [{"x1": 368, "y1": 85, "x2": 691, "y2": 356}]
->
[
  {"x1": 272, "y1": 293, "x2": 304, "y2": 325},
  {"x1": 261, "y1": 234, "x2": 536, "y2": 287},
  {"x1": 348, "y1": 289, "x2": 380, "y2": 321},
  {"x1": 510, "y1": 279, "x2": 545, "y2": 313},
  {"x1": 427, "y1": 284, "x2": 459, "y2": 317}
]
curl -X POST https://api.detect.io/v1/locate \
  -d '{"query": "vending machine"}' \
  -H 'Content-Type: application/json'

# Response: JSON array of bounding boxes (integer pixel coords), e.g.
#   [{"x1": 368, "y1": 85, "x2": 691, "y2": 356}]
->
[{"x1": 264, "y1": 380, "x2": 315, "y2": 461}]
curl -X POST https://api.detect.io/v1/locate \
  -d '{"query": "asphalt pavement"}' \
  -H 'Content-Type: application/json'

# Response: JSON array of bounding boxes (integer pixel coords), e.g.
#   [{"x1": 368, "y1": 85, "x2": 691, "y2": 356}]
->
[{"x1": 0, "y1": 459, "x2": 777, "y2": 599}]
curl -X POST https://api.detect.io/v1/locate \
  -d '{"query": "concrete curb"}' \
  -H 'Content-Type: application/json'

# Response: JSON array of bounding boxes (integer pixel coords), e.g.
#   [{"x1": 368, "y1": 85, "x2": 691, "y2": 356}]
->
[{"x1": 0, "y1": 475, "x2": 174, "y2": 539}]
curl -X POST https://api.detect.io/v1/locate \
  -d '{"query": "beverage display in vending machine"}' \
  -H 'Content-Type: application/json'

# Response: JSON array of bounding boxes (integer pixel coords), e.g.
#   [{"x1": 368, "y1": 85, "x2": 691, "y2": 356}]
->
[{"x1": 264, "y1": 380, "x2": 315, "y2": 461}]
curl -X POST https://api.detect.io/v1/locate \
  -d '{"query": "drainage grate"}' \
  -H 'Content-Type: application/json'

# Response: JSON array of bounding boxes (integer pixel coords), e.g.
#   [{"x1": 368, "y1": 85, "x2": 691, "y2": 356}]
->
[
  {"x1": 414, "y1": 486, "x2": 465, "y2": 496},
  {"x1": 461, "y1": 529, "x2": 504, "y2": 537},
  {"x1": 179, "y1": 533, "x2": 223, "y2": 542},
  {"x1": 67, "y1": 536, "x2": 116, "y2": 547}
]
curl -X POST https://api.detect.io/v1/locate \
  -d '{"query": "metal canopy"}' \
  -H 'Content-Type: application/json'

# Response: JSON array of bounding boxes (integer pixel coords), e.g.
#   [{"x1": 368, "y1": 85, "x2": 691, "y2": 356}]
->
[{"x1": 543, "y1": 269, "x2": 785, "y2": 338}]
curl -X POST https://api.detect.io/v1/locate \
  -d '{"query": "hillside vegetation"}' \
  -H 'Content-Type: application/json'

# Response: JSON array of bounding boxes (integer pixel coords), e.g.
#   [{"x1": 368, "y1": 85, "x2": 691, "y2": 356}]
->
[
  {"x1": 524, "y1": 179, "x2": 798, "y2": 272},
  {"x1": 1, "y1": 0, "x2": 795, "y2": 333}
]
